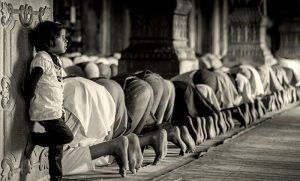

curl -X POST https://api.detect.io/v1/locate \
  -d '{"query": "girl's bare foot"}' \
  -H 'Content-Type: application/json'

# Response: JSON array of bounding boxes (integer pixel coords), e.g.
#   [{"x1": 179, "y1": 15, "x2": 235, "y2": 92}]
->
[
  {"x1": 167, "y1": 126, "x2": 187, "y2": 155},
  {"x1": 180, "y1": 126, "x2": 196, "y2": 153},
  {"x1": 126, "y1": 133, "x2": 143, "y2": 174},
  {"x1": 24, "y1": 133, "x2": 35, "y2": 159}
]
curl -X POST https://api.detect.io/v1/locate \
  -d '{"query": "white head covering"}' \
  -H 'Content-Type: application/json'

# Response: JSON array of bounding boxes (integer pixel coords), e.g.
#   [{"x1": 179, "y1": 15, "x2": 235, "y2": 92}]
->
[
  {"x1": 107, "y1": 56, "x2": 119, "y2": 66},
  {"x1": 60, "y1": 57, "x2": 74, "y2": 68},
  {"x1": 113, "y1": 52, "x2": 121, "y2": 60},
  {"x1": 95, "y1": 57, "x2": 110, "y2": 65},
  {"x1": 89, "y1": 55, "x2": 99, "y2": 62},
  {"x1": 84, "y1": 62, "x2": 100, "y2": 78},
  {"x1": 73, "y1": 55, "x2": 90, "y2": 65}
]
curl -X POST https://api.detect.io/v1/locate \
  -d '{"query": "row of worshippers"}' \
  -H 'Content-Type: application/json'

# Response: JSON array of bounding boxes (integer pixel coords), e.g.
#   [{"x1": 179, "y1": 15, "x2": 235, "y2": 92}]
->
[{"x1": 56, "y1": 52, "x2": 299, "y2": 177}]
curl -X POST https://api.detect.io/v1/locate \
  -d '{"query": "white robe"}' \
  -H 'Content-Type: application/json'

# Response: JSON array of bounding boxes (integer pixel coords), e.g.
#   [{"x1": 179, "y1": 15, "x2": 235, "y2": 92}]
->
[{"x1": 62, "y1": 77, "x2": 116, "y2": 175}]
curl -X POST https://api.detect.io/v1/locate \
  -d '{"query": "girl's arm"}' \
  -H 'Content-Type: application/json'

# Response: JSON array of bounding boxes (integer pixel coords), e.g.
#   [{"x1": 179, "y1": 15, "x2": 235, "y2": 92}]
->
[{"x1": 24, "y1": 67, "x2": 43, "y2": 101}]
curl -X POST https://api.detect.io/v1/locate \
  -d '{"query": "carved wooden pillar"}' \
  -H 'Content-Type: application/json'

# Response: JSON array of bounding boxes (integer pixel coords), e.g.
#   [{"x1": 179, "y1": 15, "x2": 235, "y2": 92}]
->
[
  {"x1": 276, "y1": 0, "x2": 300, "y2": 59},
  {"x1": 227, "y1": 0, "x2": 264, "y2": 66},
  {"x1": 0, "y1": 0, "x2": 52, "y2": 180},
  {"x1": 212, "y1": 0, "x2": 220, "y2": 56},
  {"x1": 220, "y1": 0, "x2": 229, "y2": 57},
  {"x1": 119, "y1": 0, "x2": 198, "y2": 78}
]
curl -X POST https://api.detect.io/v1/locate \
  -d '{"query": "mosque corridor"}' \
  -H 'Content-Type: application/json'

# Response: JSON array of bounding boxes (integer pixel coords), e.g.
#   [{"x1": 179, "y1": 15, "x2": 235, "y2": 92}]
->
[{"x1": 63, "y1": 103, "x2": 300, "y2": 181}]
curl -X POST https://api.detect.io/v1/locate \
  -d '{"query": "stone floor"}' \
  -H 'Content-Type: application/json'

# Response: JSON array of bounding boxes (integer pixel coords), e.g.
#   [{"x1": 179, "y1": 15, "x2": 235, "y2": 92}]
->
[{"x1": 63, "y1": 102, "x2": 300, "y2": 181}]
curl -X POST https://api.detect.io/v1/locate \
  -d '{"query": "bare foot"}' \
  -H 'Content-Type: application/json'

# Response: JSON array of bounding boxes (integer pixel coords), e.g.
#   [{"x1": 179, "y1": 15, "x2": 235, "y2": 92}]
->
[
  {"x1": 223, "y1": 110, "x2": 235, "y2": 129},
  {"x1": 126, "y1": 133, "x2": 143, "y2": 174},
  {"x1": 180, "y1": 126, "x2": 196, "y2": 153},
  {"x1": 239, "y1": 103, "x2": 250, "y2": 126},
  {"x1": 152, "y1": 129, "x2": 168, "y2": 165},
  {"x1": 254, "y1": 99, "x2": 263, "y2": 118},
  {"x1": 195, "y1": 117, "x2": 204, "y2": 145},
  {"x1": 221, "y1": 112, "x2": 231, "y2": 130},
  {"x1": 212, "y1": 114, "x2": 220, "y2": 135},
  {"x1": 217, "y1": 112, "x2": 227, "y2": 134},
  {"x1": 21, "y1": 157, "x2": 32, "y2": 174},
  {"x1": 200, "y1": 117, "x2": 207, "y2": 140},
  {"x1": 249, "y1": 102, "x2": 258, "y2": 122},
  {"x1": 139, "y1": 129, "x2": 168, "y2": 165},
  {"x1": 24, "y1": 133, "x2": 35, "y2": 159},
  {"x1": 205, "y1": 116, "x2": 217, "y2": 139},
  {"x1": 182, "y1": 116, "x2": 198, "y2": 142},
  {"x1": 231, "y1": 106, "x2": 248, "y2": 128},
  {"x1": 166, "y1": 125, "x2": 187, "y2": 155},
  {"x1": 112, "y1": 136, "x2": 129, "y2": 177}
]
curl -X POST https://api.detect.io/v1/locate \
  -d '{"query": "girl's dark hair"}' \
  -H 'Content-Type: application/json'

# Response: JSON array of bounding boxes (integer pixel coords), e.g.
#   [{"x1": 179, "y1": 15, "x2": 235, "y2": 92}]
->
[{"x1": 29, "y1": 21, "x2": 65, "y2": 51}]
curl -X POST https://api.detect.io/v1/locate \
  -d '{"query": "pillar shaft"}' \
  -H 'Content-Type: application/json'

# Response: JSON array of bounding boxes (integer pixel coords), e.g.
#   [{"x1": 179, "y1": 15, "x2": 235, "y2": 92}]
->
[
  {"x1": 226, "y1": 0, "x2": 265, "y2": 66},
  {"x1": 119, "y1": 0, "x2": 198, "y2": 78}
]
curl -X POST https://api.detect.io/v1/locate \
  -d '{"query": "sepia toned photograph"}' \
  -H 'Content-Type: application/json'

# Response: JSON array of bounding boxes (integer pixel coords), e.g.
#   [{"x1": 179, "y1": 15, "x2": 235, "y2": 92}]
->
[{"x1": 0, "y1": 0, "x2": 300, "y2": 180}]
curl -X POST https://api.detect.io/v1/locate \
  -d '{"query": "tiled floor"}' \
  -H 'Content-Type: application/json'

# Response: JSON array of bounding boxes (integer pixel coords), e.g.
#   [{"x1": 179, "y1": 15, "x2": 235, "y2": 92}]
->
[{"x1": 63, "y1": 102, "x2": 300, "y2": 181}]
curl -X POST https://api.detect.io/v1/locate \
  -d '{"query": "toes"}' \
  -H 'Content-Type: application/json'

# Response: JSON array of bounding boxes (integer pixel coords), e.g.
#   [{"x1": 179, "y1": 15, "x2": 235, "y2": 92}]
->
[
  {"x1": 153, "y1": 153, "x2": 163, "y2": 165},
  {"x1": 129, "y1": 158, "x2": 137, "y2": 174},
  {"x1": 119, "y1": 168, "x2": 127, "y2": 177}
]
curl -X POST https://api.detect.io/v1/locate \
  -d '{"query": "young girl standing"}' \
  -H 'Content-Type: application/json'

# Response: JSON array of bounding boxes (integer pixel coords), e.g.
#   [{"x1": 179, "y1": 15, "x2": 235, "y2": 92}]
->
[{"x1": 24, "y1": 21, "x2": 73, "y2": 181}]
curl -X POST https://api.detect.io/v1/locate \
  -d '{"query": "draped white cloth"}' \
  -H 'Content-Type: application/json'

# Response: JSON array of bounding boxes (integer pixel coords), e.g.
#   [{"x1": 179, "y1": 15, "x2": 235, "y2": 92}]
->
[
  {"x1": 279, "y1": 58, "x2": 300, "y2": 86},
  {"x1": 63, "y1": 77, "x2": 116, "y2": 146},
  {"x1": 62, "y1": 77, "x2": 116, "y2": 175},
  {"x1": 239, "y1": 64, "x2": 265, "y2": 98},
  {"x1": 257, "y1": 65, "x2": 284, "y2": 94}
]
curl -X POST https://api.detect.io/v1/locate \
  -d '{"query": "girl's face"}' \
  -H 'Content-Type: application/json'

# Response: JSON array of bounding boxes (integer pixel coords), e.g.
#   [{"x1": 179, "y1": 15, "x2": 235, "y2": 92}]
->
[{"x1": 48, "y1": 29, "x2": 68, "y2": 54}]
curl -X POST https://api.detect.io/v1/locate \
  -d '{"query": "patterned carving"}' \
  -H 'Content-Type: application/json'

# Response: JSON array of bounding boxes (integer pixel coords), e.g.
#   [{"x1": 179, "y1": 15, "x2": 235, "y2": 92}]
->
[
  {"x1": 230, "y1": 0, "x2": 261, "y2": 7},
  {"x1": 131, "y1": 14, "x2": 172, "y2": 39},
  {"x1": 277, "y1": 18, "x2": 300, "y2": 59},
  {"x1": 39, "y1": 149, "x2": 49, "y2": 171},
  {"x1": 0, "y1": 157, "x2": 14, "y2": 181},
  {"x1": 19, "y1": 4, "x2": 33, "y2": 27},
  {"x1": 38, "y1": 6, "x2": 51, "y2": 22},
  {"x1": 0, "y1": 77, "x2": 12, "y2": 110},
  {"x1": 0, "y1": 2, "x2": 52, "y2": 181},
  {"x1": 0, "y1": 2, "x2": 13, "y2": 26},
  {"x1": 227, "y1": 0, "x2": 264, "y2": 64},
  {"x1": 174, "y1": 0, "x2": 192, "y2": 14},
  {"x1": 1, "y1": 3, "x2": 51, "y2": 27},
  {"x1": 173, "y1": 15, "x2": 187, "y2": 40}
]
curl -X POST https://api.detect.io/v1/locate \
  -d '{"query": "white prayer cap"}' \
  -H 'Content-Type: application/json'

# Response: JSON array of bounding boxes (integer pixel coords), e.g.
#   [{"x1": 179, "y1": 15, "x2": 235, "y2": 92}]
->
[
  {"x1": 97, "y1": 63, "x2": 111, "y2": 78},
  {"x1": 89, "y1": 55, "x2": 99, "y2": 62},
  {"x1": 95, "y1": 57, "x2": 110, "y2": 65},
  {"x1": 107, "y1": 56, "x2": 119, "y2": 66},
  {"x1": 113, "y1": 52, "x2": 121, "y2": 59},
  {"x1": 199, "y1": 54, "x2": 212, "y2": 69},
  {"x1": 60, "y1": 56, "x2": 74, "y2": 68},
  {"x1": 84, "y1": 62, "x2": 100, "y2": 78},
  {"x1": 206, "y1": 53, "x2": 223, "y2": 70},
  {"x1": 73, "y1": 55, "x2": 90, "y2": 65},
  {"x1": 110, "y1": 64, "x2": 118, "y2": 77}
]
